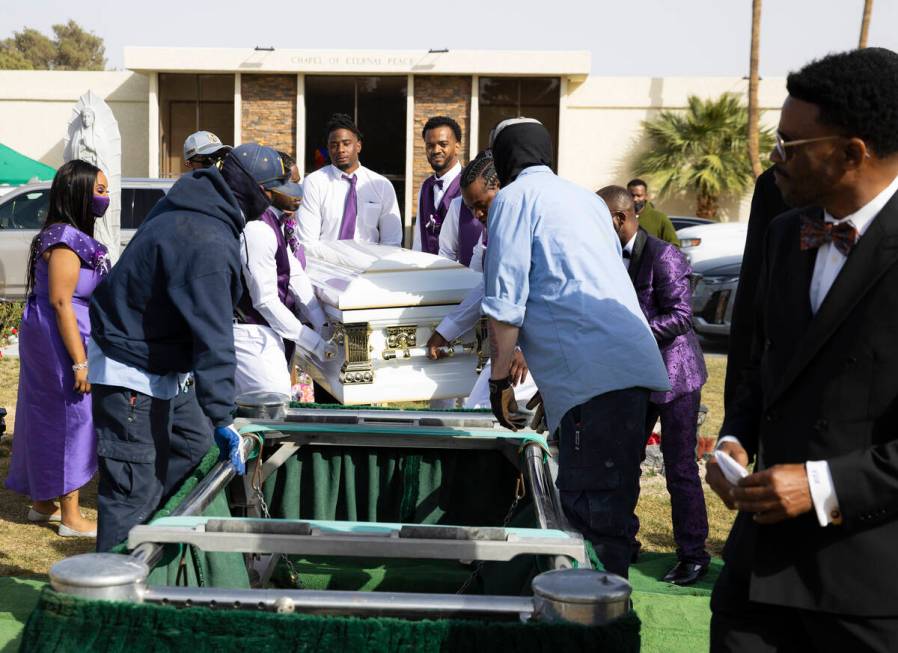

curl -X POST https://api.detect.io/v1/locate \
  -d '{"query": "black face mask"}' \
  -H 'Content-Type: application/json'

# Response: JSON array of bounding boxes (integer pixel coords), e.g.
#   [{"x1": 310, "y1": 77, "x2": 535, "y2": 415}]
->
[
  {"x1": 220, "y1": 155, "x2": 271, "y2": 220},
  {"x1": 633, "y1": 200, "x2": 646, "y2": 214},
  {"x1": 491, "y1": 123, "x2": 554, "y2": 186}
]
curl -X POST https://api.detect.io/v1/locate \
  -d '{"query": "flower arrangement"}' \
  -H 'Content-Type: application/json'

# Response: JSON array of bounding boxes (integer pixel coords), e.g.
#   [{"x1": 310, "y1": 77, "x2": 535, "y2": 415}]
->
[{"x1": 0, "y1": 301, "x2": 24, "y2": 352}]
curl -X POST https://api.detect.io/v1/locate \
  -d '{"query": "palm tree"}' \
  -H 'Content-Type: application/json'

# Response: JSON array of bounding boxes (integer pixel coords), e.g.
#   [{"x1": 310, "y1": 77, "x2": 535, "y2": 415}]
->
[
  {"x1": 634, "y1": 93, "x2": 774, "y2": 219},
  {"x1": 747, "y1": 0, "x2": 763, "y2": 178},
  {"x1": 859, "y1": 0, "x2": 874, "y2": 48}
]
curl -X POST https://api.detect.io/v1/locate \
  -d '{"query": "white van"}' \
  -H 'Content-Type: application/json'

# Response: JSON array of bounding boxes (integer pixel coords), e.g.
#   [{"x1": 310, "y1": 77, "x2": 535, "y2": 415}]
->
[{"x1": 0, "y1": 178, "x2": 174, "y2": 299}]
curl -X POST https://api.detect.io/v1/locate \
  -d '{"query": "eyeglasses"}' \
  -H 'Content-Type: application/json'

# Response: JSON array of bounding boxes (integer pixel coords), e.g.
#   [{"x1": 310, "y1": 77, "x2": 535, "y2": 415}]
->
[
  {"x1": 185, "y1": 157, "x2": 215, "y2": 169},
  {"x1": 774, "y1": 132, "x2": 842, "y2": 161}
]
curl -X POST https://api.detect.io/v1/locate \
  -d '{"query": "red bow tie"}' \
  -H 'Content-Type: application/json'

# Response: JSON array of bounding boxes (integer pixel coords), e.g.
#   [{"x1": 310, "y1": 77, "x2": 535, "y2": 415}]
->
[{"x1": 799, "y1": 214, "x2": 858, "y2": 257}]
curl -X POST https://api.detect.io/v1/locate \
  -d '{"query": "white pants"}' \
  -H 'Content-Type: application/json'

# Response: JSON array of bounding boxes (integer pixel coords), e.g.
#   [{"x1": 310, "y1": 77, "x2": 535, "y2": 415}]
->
[
  {"x1": 234, "y1": 323, "x2": 292, "y2": 397},
  {"x1": 464, "y1": 360, "x2": 539, "y2": 409}
]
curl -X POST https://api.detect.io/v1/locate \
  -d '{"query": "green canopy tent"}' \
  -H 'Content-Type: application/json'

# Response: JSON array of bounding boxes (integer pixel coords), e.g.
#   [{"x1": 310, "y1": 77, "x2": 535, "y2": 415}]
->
[{"x1": 0, "y1": 143, "x2": 56, "y2": 185}]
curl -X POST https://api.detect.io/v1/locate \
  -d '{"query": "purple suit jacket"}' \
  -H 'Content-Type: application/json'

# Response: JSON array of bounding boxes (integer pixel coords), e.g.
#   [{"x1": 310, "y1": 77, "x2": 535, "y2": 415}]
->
[{"x1": 628, "y1": 229, "x2": 707, "y2": 403}]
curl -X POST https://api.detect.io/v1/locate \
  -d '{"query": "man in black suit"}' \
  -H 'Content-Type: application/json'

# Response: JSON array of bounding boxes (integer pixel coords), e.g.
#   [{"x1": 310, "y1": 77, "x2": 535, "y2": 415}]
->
[
  {"x1": 723, "y1": 166, "x2": 789, "y2": 411},
  {"x1": 707, "y1": 47, "x2": 898, "y2": 652}
]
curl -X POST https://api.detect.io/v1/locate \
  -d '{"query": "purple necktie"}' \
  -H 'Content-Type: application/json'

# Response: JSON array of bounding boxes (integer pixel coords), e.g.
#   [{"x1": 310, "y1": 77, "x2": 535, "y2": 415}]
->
[
  {"x1": 339, "y1": 174, "x2": 358, "y2": 240},
  {"x1": 433, "y1": 178, "x2": 444, "y2": 208}
]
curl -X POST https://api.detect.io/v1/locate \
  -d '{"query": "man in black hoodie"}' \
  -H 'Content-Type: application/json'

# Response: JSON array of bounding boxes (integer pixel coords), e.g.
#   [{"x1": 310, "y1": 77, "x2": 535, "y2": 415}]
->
[{"x1": 89, "y1": 143, "x2": 283, "y2": 551}]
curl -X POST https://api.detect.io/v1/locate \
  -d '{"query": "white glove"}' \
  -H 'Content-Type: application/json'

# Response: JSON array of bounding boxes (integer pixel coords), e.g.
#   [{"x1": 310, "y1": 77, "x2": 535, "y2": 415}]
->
[
  {"x1": 314, "y1": 339, "x2": 338, "y2": 362},
  {"x1": 305, "y1": 302, "x2": 326, "y2": 332}
]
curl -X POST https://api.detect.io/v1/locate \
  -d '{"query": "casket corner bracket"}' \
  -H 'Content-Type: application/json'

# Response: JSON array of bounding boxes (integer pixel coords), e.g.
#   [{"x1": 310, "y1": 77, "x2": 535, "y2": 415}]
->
[{"x1": 336, "y1": 322, "x2": 375, "y2": 385}]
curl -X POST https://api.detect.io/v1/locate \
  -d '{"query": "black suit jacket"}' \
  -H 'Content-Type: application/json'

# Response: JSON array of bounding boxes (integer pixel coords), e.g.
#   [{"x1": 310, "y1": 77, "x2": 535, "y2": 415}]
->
[
  {"x1": 722, "y1": 194, "x2": 898, "y2": 616},
  {"x1": 724, "y1": 167, "x2": 790, "y2": 410}
]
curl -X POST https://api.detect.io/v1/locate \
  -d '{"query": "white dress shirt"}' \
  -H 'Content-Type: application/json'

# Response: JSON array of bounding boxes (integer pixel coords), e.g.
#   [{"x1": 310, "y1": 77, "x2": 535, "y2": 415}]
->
[
  {"x1": 622, "y1": 232, "x2": 638, "y2": 270},
  {"x1": 412, "y1": 162, "x2": 462, "y2": 252},
  {"x1": 297, "y1": 164, "x2": 402, "y2": 253},
  {"x1": 240, "y1": 219, "x2": 326, "y2": 349},
  {"x1": 437, "y1": 197, "x2": 466, "y2": 260},
  {"x1": 468, "y1": 234, "x2": 486, "y2": 273},
  {"x1": 808, "y1": 174, "x2": 898, "y2": 312},
  {"x1": 435, "y1": 233, "x2": 486, "y2": 342},
  {"x1": 720, "y1": 172, "x2": 898, "y2": 527}
]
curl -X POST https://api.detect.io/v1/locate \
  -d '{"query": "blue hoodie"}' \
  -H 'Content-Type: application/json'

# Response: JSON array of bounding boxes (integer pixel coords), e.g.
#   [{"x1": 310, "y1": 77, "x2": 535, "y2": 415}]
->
[{"x1": 90, "y1": 168, "x2": 245, "y2": 427}]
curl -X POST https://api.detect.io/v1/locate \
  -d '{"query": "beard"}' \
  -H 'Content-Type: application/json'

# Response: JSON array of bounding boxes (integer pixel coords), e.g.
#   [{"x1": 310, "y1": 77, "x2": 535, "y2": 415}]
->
[{"x1": 429, "y1": 158, "x2": 450, "y2": 174}]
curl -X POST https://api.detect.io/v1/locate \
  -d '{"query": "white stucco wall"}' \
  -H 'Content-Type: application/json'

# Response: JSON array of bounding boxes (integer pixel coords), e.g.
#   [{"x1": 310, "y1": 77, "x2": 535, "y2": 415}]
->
[
  {"x1": 0, "y1": 71, "x2": 149, "y2": 177},
  {"x1": 557, "y1": 76, "x2": 788, "y2": 221},
  {"x1": 0, "y1": 67, "x2": 789, "y2": 221}
]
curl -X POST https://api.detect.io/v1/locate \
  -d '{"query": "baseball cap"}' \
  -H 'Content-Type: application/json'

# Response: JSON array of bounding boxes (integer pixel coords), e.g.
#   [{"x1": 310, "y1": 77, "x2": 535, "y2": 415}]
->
[
  {"x1": 231, "y1": 143, "x2": 288, "y2": 190},
  {"x1": 183, "y1": 131, "x2": 232, "y2": 161},
  {"x1": 274, "y1": 181, "x2": 303, "y2": 200}
]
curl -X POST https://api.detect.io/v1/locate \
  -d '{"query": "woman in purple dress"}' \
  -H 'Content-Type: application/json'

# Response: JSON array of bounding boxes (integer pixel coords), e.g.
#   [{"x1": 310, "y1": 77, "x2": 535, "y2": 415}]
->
[{"x1": 5, "y1": 160, "x2": 111, "y2": 537}]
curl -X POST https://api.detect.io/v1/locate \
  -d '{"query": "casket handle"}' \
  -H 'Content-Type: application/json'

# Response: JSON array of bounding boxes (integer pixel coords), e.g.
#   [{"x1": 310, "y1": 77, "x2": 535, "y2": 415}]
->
[{"x1": 382, "y1": 341, "x2": 477, "y2": 361}]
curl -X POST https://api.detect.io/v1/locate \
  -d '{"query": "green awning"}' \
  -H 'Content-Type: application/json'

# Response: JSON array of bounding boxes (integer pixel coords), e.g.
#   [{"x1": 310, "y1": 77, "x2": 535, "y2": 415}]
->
[{"x1": 0, "y1": 144, "x2": 56, "y2": 185}]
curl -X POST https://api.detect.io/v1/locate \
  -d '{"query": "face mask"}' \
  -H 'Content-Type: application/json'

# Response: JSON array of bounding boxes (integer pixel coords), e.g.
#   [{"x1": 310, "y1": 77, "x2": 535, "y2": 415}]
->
[
  {"x1": 271, "y1": 188, "x2": 300, "y2": 213},
  {"x1": 221, "y1": 156, "x2": 271, "y2": 220},
  {"x1": 92, "y1": 194, "x2": 110, "y2": 218},
  {"x1": 633, "y1": 200, "x2": 646, "y2": 214}
]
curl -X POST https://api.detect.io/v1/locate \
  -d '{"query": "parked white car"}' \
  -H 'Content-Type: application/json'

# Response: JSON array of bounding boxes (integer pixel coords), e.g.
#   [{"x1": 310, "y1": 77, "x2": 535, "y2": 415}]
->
[
  {"x1": 689, "y1": 254, "x2": 741, "y2": 338},
  {"x1": 676, "y1": 221, "x2": 747, "y2": 266},
  {"x1": 0, "y1": 178, "x2": 174, "y2": 299}
]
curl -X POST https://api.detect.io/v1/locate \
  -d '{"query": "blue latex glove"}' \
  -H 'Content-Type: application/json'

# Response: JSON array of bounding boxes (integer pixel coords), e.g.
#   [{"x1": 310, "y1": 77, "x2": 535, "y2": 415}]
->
[{"x1": 214, "y1": 424, "x2": 246, "y2": 475}]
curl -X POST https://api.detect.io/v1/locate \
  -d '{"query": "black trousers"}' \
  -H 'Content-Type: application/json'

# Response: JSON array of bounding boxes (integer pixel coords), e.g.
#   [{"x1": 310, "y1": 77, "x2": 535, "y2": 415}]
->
[
  {"x1": 93, "y1": 382, "x2": 211, "y2": 552},
  {"x1": 557, "y1": 387, "x2": 648, "y2": 578},
  {"x1": 711, "y1": 562, "x2": 898, "y2": 652}
]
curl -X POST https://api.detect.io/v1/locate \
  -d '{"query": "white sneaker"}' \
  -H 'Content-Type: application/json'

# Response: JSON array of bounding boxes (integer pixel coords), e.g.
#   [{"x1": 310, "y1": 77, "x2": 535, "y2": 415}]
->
[
  {"x1": 58, "y1": 523, "x2": 97, "y2": 538},
  {"x1": 28, "y1": 507, "x2": 62, "y2": 523}
]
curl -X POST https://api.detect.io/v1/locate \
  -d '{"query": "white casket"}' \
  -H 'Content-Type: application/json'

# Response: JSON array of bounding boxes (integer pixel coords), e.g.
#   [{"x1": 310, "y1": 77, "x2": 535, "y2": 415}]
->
[{"x1": 297, "y1": 241, "x2": 486, "y2": 404}]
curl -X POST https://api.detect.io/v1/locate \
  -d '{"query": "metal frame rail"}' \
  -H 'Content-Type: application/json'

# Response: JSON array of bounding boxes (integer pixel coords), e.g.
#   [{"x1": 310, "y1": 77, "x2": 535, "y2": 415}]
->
[
  {"x1": 49, "y1": 553, "x2": 631, "y2": 625},
  {"x1": 239, "y1": 415, "x2": 571, "y2": 532}
]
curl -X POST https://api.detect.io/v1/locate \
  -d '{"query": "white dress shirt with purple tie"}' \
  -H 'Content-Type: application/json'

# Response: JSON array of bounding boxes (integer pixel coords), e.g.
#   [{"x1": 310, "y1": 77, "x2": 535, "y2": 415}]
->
[{"x1": 297, "y1": 164, "x2": 402, "y2": 254}]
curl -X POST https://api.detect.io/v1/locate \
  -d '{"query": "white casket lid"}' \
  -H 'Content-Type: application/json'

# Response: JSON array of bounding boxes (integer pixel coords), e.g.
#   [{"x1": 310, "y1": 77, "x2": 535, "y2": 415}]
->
[{"x1": 306, "y1": 241, "x2": 481, "y2": 310}]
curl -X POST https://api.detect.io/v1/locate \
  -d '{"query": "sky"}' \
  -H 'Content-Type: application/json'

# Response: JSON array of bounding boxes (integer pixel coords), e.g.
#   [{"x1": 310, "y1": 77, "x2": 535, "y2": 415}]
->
[{"x1": 3, "y1": 0, "x2": 898, "y2": 76}]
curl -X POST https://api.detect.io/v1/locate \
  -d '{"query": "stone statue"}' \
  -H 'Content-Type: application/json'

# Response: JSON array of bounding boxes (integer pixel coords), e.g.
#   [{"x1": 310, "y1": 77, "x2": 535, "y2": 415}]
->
[
  {"x1": 69, "y1": 107, "x2": 98, "y2": 164},
  {"x1": 64, "y1": 90, "x2": 122, "y2": 262}
]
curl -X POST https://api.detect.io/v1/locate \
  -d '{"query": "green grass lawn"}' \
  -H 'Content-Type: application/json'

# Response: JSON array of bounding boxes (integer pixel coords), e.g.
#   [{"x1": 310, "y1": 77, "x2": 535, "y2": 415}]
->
[{"x1": 636, "y1": 355, "x2": 734, "y2": 557}]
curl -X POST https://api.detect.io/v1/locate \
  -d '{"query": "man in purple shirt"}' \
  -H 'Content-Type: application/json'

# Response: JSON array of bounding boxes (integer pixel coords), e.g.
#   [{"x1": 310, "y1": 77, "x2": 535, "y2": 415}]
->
[{"x1": 599, "y1": 185, "x2": 710, "y2": 586}]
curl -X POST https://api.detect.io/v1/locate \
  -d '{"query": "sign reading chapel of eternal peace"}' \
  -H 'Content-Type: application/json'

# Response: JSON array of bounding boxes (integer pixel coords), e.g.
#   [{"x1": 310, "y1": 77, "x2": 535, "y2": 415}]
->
[{"x1": 123, "y1": 47, "x2": 590, "y2": 78}]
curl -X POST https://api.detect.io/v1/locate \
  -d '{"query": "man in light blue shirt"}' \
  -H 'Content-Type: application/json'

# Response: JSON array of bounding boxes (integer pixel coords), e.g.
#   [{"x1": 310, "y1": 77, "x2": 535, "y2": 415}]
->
[{"x1": 483, "y1": 118, "x2": 669, "y2": 577}]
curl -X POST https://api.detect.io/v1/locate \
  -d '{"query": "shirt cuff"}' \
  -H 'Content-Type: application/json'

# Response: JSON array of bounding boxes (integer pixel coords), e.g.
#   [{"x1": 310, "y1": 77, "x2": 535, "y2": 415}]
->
[
  {"x1": 716, "y1": 435, "x2": 742, "y2": 448},
  {"x1": 436, "y1": 316, "x2": 463, "y2": 343},
  {"x1": 295, "y1": 325, "x2": 325, "y2": 359},
  {"x1": 481, "y1": 296, "x2": 526, "y2": 327},
  {"x1": 806, "y1": 460, "x2": 842, "y2": 527}
]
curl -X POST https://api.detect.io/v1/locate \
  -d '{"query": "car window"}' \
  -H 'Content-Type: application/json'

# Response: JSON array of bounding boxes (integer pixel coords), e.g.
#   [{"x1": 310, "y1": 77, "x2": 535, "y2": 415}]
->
[
  {"x1": 0, "y1": 190, "x2": 49, "y2": 229},
  {"x1": 120, "y1": 188, "x2": 136, "y2": 229},
  {"x1": 128, "y1": 188, "x2": 165, "y2": 229}
]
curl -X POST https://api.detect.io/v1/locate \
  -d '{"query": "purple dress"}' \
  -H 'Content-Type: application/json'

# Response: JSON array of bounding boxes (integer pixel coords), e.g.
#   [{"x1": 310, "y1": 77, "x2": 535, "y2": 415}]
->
[{"x1": 5, "y1": 224, "x2": 109, "y2": 501}]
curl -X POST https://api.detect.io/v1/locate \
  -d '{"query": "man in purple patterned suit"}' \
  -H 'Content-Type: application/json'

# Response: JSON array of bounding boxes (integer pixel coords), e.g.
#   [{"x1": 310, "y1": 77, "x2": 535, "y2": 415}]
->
[{"x1": 598, "y1": 185, "x2": 710, "y2": 585}]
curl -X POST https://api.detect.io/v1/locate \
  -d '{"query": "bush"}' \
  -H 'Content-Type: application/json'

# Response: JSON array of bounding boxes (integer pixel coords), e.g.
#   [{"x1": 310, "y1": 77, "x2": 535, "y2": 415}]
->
[{"x1": 0, "y1": 301, "x2": 24, "y2": 348}]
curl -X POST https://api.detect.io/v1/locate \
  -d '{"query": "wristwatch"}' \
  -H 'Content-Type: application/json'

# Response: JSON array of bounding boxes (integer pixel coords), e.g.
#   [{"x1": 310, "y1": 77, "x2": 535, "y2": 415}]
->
[{"x1": 489, "y1": 377, "x2": 512, "y2": 393}]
